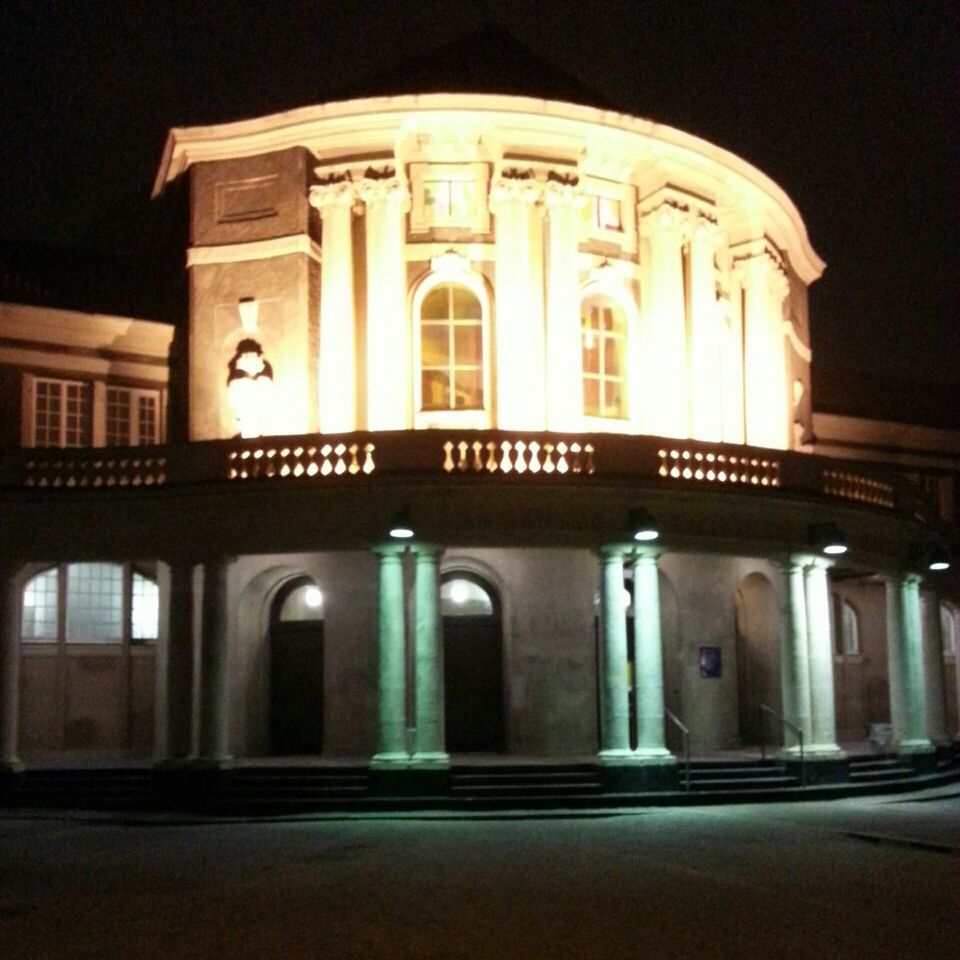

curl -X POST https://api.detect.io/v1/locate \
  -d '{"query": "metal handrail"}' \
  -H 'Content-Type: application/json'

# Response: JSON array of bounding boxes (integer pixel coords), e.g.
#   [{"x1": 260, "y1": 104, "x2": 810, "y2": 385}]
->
[
  {"x1": 758, "y1": 704, "x2": 804, "y2": 785},
  {"x1": 664, "y1": 708, "x2": 691, "y2": 792}
]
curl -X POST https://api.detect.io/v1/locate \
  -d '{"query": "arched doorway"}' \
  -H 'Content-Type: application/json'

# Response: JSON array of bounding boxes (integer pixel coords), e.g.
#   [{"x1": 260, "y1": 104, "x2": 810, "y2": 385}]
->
[
  {"x1": 441, "y1": 573, "x2": 504, "y2": 753},
  {"x1": 269, "y1": 576, "x2": 324, "y2": 755},
  {"x1": 734, "y1": 572, "x2": 781, "y2": 745}
]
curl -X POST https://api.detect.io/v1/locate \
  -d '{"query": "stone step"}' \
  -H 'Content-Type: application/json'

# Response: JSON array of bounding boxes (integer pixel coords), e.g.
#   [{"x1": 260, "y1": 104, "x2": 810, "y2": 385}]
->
[
  {"x1": 690, "y1": 775, "x2": 799, "y2": 791},
  {"x1": 451, "y1": 781, "x2": 603, "y2": 795},
  {"x1": 848, "y1": 767, "x2": 915, "y2": 782}
]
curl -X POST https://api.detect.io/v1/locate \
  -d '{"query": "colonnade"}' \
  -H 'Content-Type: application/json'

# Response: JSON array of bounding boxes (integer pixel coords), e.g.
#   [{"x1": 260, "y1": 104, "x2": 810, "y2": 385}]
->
[
  {"x1": 307, "y1": 168, "x2": 793, "y2": 447},
  {"x1": 0, "y1": 552, "x2": 954, "y2": 773}
]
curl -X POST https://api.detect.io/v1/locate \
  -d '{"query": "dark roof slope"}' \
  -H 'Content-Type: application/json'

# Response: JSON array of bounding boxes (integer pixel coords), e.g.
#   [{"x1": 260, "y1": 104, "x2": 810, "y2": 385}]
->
[{"x1": 328, "y1": 26, "x2": 623, "y2": 112}]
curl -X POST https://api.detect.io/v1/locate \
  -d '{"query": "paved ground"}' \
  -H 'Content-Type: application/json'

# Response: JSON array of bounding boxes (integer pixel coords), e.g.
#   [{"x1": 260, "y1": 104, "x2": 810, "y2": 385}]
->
[{"x1": 1, "y1": 786, "x2": 958, "y2": 960}]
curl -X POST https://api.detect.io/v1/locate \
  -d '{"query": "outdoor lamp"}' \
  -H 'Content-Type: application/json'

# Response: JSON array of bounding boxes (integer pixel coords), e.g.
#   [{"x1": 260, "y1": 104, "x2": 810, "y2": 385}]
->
[
  {"x1": 925, "y1": 545, "x2": 951, "y2": 572},
  {"x1": 630, "y1": 508, "x2": 659, "y2": 542},
  {"x1": 389, "y1": 505, "x2": 415, "y2": 540},
  {"x1": 809, "y1": 522, "x2": 847, "y2": 556}
]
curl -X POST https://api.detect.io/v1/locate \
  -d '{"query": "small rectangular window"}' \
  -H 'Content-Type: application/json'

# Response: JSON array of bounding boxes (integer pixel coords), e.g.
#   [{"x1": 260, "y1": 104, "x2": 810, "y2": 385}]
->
[
  {"x1": 106, "y1": 387, "x2": 161, "y2": 446},
  {"x1": 32, "y1": 378, "x2": 92, "y2": 448}
]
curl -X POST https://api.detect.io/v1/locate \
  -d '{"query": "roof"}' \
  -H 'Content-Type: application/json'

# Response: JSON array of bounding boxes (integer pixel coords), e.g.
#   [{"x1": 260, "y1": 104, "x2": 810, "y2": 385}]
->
[{"x1": 324, "y1": 26, "x2": 623, "y2": 112}]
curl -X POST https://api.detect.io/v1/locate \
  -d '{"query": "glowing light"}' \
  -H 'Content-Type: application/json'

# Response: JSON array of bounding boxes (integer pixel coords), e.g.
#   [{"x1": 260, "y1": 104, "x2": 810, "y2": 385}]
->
[
  {"x1": 389, "y1": 505, "x2": 414, "y2": 540},
  {"x1": 823, "y1": 543, "x2": 848, "y2": 556},
  {"x1": 450, "y1": 581, "x2": 469, "y2": 604},
  {"x1": 630, "y1": 508, "x2": 659, "y2": 542},
  {"x1": 304, "y1": 586, "x2": 323, "y2": 608},
  {"x1": 929, "y1": 559, "x2": 950, "y2": 571}
]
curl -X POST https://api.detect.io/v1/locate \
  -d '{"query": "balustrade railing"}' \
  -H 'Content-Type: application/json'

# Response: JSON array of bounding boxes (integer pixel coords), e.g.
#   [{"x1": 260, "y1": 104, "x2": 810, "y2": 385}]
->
[{"x1": 0, "y1": 429, "x2": 939, "y2": 522}]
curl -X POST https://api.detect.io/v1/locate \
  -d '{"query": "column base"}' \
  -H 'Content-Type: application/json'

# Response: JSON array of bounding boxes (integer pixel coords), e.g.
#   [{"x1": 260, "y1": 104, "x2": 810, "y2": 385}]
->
[
  {"x1": 599, "y1": 752, "x2": 678, "y2": 792},
  {"x1": 782, "y1": 754, "x2": 849, "y2": 785},
  {"x1": 896, "y1": 740, "x2": 937, "y2": 772},
  {"x1": 370, "y1": 751, "x2": 411, "y2": 770},
  {"x1": 190, "y1": 756, "x2": 235, "y2": 770},
  {"x1": 0, "y1": 759, "x2": 24, "y2": 774},
  {"x1": 409, "y1": 751, "x2": 450, "y2": 770}
]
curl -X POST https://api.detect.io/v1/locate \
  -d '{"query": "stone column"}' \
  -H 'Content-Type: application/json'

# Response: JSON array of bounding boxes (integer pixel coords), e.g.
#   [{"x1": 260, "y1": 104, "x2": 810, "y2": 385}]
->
[
  {"x1": 632, "y1": 552, "x2": 671, "y2": 759},
  {"x1": 359, "y1": 173, "x2": 411, "y2": 431},
  {"x1": 803, "y1": 560, "x2": 842, "y2": 755},
  {"x1": 310, "y1": 178, "x2": 357, "y2": 434},
  {"x1": 886, "y1": 574, "x2": 935, "y2": 755},
  {"x1": 638, "y1": 201, "x2": 687, "y2": 438},
  {"x1": 734, "y1": 244, "x2": 790, "y2": 450},
  {"x1": 198, "y1": 558, "x2": 232, "y2": 765},
  {"x1": 412, "y1": 545, "x2": 448, "y2": 767},
  {"x1": 543, "y1": 176, "x2": 583, "y2": 431},
  {"x1": 0, "y1": 565, "x2": 22, "y2": 772},
  {"x1": 490, "y1": 173, "x2": 545, "y2": 430},
  {"x1": 920, "y1": 592, "x2": 949, "y2": 746},
  {"x1": 372, "y1": 545, "x2": 408, "y2": 766},
  {"x1": 777, "y1": 559, "x2": 813, "y2": 754},
  {"x1": 163, "y1": 561, "x2": 195, "y2": 762},
  {"x1": 599, "y1": 547, "x2": 631, "y2": 761},
  {"x1": 687, "y1": 215, "x2": 723, "y2": 442}
]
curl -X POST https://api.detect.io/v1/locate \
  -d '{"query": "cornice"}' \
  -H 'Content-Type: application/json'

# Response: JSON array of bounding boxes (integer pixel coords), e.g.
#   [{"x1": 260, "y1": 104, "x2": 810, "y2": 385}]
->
[
  {"x1": 153, "y1": 93, "x2": 825, "y2": 283},
  {"x1": 187, "y1": 235, "x2": 322, "y2": 267}
]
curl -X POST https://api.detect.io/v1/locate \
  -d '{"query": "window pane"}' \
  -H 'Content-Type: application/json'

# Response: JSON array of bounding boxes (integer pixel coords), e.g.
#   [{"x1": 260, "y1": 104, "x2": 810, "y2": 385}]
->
[
  {"x1": 448, "y1": 181, "x2": 476, "y2": 221},
  {"x1": 278, "y1": 582, "x2": 324, "y2": 622},
  {"x1": 441, "y1": 578, "x2": 494, "y2": 617},
  {"x1": 453, "y1": 369, "x2": 483, "y2": 409},
  {"x1": 453, "y1": 324, "x2": 482, "y2": 365},
  {"x1": 841, "y1": 602, "x2": 859, "y2": 656},
  {"x1": 604, "y1": 336, "x2": 624, "y2": 378},
  {"x1": 421, "y1": 287, "x2": 449, "y2": 320},
  {"x1": 597, "y1": 196, "x2": 622, "y2": 231},
  {"x1": 421, "y1": 370, "x2": 450, "y2": 410},
  {"x1": 22, "y1": 568, "x2": 59, "y2": 642},
  {"x1": 137, "y1": 394, "x2": 159, "y2": 445},
  {"x1": 423, "y1": 181, "x2": 449, "y2": 217},
  {"x1": 106, "y1": 388, "x2": 132, "y2": 446},
  {"x1": 131, "y1": 572, "x2": 159, "y2": 642},
  {"x1": 451, "y1": 285, "x2": 481, "y2": 320},
  {"x1": 604, "y1": 381, "x2": 624, "y2": 418},
  {"x1": 421, "y1": 324, "x2": 450, "y2": 367},
  {"x1": 941, "y1": 605, "x2": 956, "y2": 656},
  {"x1": 66, "y1": 563, "x2": 123, "y2": 643},
  {"x1": 583, "y1": 378, "x2": 600, "y2": 417}
]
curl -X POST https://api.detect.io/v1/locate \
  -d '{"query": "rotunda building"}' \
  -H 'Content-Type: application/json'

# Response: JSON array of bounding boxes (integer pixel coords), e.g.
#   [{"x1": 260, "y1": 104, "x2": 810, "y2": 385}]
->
[{"x1": 0, "y1": 85, "x2": 956, "y2": 801}]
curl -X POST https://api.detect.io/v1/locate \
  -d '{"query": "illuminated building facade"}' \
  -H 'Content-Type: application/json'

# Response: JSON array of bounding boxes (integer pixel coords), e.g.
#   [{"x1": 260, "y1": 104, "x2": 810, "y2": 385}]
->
[{"x1": 0, "y1": 92, "x2": 956, "y2": 795}]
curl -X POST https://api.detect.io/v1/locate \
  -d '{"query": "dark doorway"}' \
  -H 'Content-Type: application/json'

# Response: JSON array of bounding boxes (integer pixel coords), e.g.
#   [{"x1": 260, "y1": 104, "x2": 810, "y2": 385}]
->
[
  {"x1": 441, "y1": 573, "x2": 504, "y2": 753},
  {"x1": 269, "y1": 577, "x2": 324, "y2": 755}
]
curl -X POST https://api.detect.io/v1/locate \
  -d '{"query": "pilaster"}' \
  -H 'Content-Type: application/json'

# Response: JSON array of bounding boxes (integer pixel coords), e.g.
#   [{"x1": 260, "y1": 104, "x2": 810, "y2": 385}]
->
[
  {"x1": 359, "y1": 172, "x2": 411, "y2": 431},
  {"x1": 0, "y1": 563, "x2": 23, "y2": 773},
  {"x1": 160, "y1": 560, "x2": 196, "y2": 764},
  {"x1": 310, "y1": 175, "x2": 358, "y2": 434},
  {"x1": 197, "y1": 557, "x2": 233, "y2": 766},
  {"x1": 490, "y1": 172, "x2": 545, "y2": 430}
]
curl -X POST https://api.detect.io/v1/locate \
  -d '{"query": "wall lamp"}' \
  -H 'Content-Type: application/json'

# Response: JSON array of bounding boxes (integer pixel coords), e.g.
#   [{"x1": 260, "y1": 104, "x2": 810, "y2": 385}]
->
[
  {"x1": 923, "y1": 544, "x2": 951, "y2": 572},
  {"x1": 388, "y1": 505, "x2": 415, "y2": 540},
  {"x1": 630, "y1": 508, "x2": 659, "y2": 542},
  {"x1": 809, "y1": 522, "x2": 848, "y2": 556}
]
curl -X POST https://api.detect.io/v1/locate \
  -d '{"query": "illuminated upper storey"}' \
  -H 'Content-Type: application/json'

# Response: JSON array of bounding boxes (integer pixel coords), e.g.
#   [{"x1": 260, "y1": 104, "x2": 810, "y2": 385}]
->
[{"x1": 155, "y1": 94, "x2": 825, "y2": 448}]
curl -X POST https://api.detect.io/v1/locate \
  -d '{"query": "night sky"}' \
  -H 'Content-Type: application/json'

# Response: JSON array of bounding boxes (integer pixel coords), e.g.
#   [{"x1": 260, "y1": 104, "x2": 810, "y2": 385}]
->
[{"x1": 1, "y1": 1, "x2": 957, "y2": 407}]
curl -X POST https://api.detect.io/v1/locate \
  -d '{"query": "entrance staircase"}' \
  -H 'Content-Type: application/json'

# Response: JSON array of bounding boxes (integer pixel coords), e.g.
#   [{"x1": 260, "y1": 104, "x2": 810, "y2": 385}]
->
[{"x1": 450, "y1": 763, "x2": 604, "y2": 806}]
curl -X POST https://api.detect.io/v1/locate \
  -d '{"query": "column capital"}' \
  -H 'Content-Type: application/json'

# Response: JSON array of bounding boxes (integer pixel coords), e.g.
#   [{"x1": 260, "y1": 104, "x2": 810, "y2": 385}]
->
[
  {"x1": 542, "y1": 175, "x2": 585, "y2": 211},
  {"x1": 309, "y1": 175, "x2": 356, "y2": 214},
  {"x1": 638, "y1": 199, "x2": 687, "y2": 238},
  {"x1": 631, "y1": 548, "x2": 662, "y2": 565},
  {"x1": 730, "y1": 238, "x2": 786, "y2": 282},
  {"x1": 599, "y1": 544, "x2": 628, "y2": 562},
  {"x1": 358, "y1": 171, "x2": 410, "y2": 212},
  {"x1": 489, "y1": 172, "x2": 542, "y2": 212},
  {"x1": 412, "y1": 543, "x2": 444, "y2": 561},
  {"x1": 688, "y1": 213, "x2": 723, "y2": 247},
  {"x1": 372, "y1": 542, "x2": 408, "y2": 560}
]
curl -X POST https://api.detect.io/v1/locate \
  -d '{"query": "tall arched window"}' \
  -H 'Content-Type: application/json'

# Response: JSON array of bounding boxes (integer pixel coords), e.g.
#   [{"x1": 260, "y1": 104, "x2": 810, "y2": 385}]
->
[
  {"x1": 581, "y1": 295, "x2": 627, "y2": 419},
  {"x1": 940, "y1": 603, "x2": 957, "y2": 658},
  {"x1": 831, "y1": 594, "x2": 860, "y2": 657},
  {"x1": 419, "y1": 282, "x2": 484, "y2": 412}
]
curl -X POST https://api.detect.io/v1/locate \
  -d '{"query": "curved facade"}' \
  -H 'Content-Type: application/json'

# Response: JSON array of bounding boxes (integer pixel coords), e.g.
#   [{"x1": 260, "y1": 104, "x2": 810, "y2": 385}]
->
[{"x1": 0, "y1": 94, "x2": 957, "y2": 793}]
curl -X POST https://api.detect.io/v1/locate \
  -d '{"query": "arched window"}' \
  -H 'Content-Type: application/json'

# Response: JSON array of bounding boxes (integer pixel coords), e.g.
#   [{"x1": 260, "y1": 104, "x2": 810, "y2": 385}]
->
[
  {"x1": 22, "y1": 568, "x2": 59, "y2": 642},
  {"x1": 581, "y1": 295, "x2": 627, "y2": 419},
  {"x1": 276, "y1": 580, "x2": 325, "y2": 622},
  {"x1": 441, "y1": 576, "x2": 494, "y2": 617},
  {"x1": 419, "y1": 282, "x2": 484, "y2": 412},
  {"x1": 941, "y1": 603, "x2": 957, "y2": 658},
  {"x1": 21, "y1": 564, "x2": 158, "y2": 644}
]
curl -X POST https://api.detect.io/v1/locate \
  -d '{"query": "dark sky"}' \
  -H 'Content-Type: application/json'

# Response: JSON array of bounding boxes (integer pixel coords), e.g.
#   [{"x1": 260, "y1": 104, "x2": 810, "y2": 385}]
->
[{"x1": 1, "y1": 1, "x2": 957, "y2": 396}]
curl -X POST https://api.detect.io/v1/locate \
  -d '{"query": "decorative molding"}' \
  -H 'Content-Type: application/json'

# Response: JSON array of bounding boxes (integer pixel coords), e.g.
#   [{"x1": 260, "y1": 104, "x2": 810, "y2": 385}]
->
[
  {"x1": 308, "y1": 174, "x2": 356, "y2": 213},
  {"x1": 187, "y1": 235, "x2": 322, "y2": 266}
]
